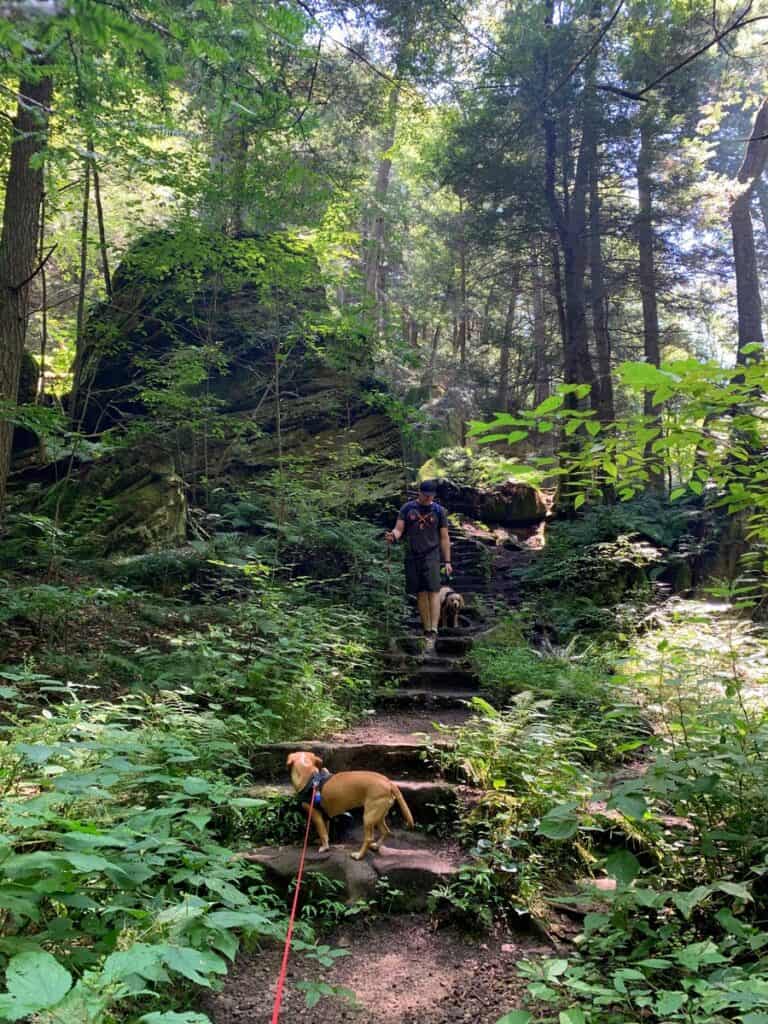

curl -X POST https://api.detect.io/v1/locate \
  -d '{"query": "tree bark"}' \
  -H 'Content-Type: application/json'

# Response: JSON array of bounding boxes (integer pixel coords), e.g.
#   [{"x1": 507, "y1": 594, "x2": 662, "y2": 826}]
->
[
  {"x1": 531, "y1": 247, "x2": 550, "y2": 407},
  {"x1": 588, "y1": 131, "x2": 615, "y2": 423},
  {"x1": 636, "y1": 115, "x2": 665, "y2": 492},
  {"x1": 729, "y1": 97, "x2": 768, "y2": 363},
  {"x1": 0, "y1": 73, "x2": 53, "y2": 520},
  {"x1": 496, "y1": 267, "x2": 520, "y2": 412},
  {"x1": 365, "y1": 82, "x2": 400, "y2": 326}
]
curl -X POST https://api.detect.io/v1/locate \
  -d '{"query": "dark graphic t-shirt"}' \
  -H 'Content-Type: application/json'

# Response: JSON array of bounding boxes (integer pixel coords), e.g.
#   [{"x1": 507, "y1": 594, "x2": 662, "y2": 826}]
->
[{"x1": 398, "y1": 500, "x2": 447, "y2": 557}]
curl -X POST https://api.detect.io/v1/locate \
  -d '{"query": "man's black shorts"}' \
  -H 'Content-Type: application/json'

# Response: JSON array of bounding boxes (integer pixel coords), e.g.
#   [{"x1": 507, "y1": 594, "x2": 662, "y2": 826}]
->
[{"x1": 405, "y1": 548, "x2": 441, "y2": 595}]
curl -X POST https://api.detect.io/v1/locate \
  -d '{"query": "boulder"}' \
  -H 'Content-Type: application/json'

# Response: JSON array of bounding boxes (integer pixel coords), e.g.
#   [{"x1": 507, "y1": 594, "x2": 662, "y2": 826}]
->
[
  {"x1": 38, "y1": 445, "x2": 186, "y2": 554},
  {"x1": 67, "y1": 229, "x2": 404, "y2": 519},
  {"x1": 433, "y1": 478, "x2": 548, "y2": 526}
]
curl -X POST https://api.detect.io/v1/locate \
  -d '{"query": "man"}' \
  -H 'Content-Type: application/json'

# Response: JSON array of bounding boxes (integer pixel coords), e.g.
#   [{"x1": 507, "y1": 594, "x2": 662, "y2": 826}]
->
[{"x1": 385, "y1": 479, "x2": 452, "y2": 653}]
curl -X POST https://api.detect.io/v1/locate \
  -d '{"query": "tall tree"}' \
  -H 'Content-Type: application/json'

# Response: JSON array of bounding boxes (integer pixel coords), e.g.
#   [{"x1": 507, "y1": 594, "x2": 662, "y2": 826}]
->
[{"x1": 0, "y1": 71, "x2": 53, "y2": 518}]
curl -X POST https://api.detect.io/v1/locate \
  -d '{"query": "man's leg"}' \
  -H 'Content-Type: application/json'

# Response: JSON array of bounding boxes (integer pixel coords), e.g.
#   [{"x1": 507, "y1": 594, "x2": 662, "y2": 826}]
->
[
  {"x1": 417, "y1": 591, "x2": 431, "y2": 631},
  {"x1": 429, "y1": 589, "x2": 441, "y2": 632}
]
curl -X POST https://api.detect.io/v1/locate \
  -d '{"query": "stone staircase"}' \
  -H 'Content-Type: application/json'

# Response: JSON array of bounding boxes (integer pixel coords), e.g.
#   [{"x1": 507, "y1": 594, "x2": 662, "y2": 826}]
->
[{"x1": 242, "y1": 520, "x2": 539, "y2": 908}]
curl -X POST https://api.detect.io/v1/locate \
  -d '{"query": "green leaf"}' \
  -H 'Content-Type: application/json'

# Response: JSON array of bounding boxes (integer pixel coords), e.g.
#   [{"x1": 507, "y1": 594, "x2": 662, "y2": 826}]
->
[
  {"x1": 102, "y1": 944, "x2": 167, "y2": 984},
  {"x1": 139, "y1": 1014, "x2": 212, "y2": 1024},
  {"x1": 505, "y1": 430, "x2": 529, "y2": 444},
  {"x1": 671, "y1": 886, "x2": 713, "y2": 919},
  {"x1": 495, "y1": 1013, "x2": 531, "y2": 1024},
  {"x1": 573, "y1": 494, "x2": 586, "y2": 510},
  {"x1": 670, "y1": 487, "x2": 686, "y2": 501},
  {"x1": 533, "y1": 394, "x2": 564, "y2": 415},
  {"x1": 585, "y1": 420, "x2": 601, "y2": 437},
  {"x1": 559, "y1": 1011, "x2": 586, "y2": 1024},
  {"x1": 655, "y1": 991, "x2": 687, "y2": 1015},
  {"x1": 183, "y1": 777, "x2": 212, "y2": 796},
  {"x1": 162, "y1": 947, "x2": 226, "y2": 987},
  {"x1": 605, "y1": 849, "x2": 640, "y2": 885},
  {"x1": 538, "y1": 804, "x2": 580, "y2": 840},
  {"x1": 674, "y1": 940, "x2": 727, "y2": 971},
  {"x1": 0, "y1": 951, "x2": 72, "y2": 1019},
  {"x1": 718, "y1": 881, "x2": 752, "y2": 902}
]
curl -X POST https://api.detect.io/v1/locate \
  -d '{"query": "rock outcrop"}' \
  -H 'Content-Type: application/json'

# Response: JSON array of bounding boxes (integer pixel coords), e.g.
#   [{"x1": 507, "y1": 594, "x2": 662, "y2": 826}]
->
[{"x1": 52, "y1": 228, "x2": 404, "y2": 549}]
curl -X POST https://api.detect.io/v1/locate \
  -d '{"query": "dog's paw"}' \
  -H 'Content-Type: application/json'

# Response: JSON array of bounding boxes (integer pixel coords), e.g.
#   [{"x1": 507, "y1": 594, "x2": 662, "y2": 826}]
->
[
  {"x1": 318, "y1": 845, "x2": 331, "y2": 854},
  {"x1": 369, "y1": 842, "x2": 380, "y2": 851},
  {"x1": 349, "y1": 851, "x2": 364, "y2": 860}
]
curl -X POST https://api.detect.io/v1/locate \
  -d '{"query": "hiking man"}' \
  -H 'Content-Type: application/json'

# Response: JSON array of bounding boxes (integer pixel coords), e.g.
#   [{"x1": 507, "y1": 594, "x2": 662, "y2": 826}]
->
[{"x1": 385, "y1": 479, "x2": 452, "y2": 653}]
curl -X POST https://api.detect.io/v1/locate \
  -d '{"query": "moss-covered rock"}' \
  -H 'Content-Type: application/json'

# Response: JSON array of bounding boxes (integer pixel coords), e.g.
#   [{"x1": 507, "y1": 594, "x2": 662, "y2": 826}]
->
[
  {"x1": 59, "y1": 227, "x2": 404, "y2": 549},
  {"x1": 38, "y1": 447, "x2": 186, "y2": 555}
]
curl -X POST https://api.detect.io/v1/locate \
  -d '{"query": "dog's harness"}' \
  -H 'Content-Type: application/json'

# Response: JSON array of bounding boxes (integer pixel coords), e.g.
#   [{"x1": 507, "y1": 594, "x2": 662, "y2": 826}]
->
[{"x1": 297, "y1": 769, "x2": 332, "y2": 809}]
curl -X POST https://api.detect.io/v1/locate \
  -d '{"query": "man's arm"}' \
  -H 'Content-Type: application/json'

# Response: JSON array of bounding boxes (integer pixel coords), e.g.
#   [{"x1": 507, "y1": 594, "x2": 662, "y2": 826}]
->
[
  {"x1": 386, "y1": 516, "x2": 405, "y2": 543},
  {"x1": 440, "y1": 526, "x2": 452, "y2": 574}
]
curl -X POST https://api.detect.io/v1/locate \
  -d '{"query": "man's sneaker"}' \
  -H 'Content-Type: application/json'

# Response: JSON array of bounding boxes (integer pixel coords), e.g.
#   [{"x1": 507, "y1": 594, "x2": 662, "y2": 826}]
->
[{"x1": 424, "y1": 631, "x2": 437, "y2": 655}]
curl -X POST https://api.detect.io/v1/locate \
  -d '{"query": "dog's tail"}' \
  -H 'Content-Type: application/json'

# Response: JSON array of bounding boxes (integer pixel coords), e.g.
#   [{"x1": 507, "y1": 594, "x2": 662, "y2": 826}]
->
[{"x1": 392, "y1": 783, "x2": 415, "y2": 829}]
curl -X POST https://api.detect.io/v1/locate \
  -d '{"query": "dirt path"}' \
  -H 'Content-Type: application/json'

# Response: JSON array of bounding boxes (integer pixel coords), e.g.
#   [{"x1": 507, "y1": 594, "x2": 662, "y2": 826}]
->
[{"x1": 204, "y1": 915, "x2": 545, "y2": 1024}]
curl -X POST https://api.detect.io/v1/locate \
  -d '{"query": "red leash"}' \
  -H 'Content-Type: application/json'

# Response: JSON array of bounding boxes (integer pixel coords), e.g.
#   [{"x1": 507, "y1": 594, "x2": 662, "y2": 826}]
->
[{"x1": 270, "y1": 784, "x2": 317, "y2": 1024}]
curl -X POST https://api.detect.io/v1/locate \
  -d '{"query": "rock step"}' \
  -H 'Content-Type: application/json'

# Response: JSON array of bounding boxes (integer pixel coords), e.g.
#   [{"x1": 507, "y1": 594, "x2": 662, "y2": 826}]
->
[
  {"x1": 250, "y1": 740, "x2": 444, "y2": 781},
  {"x1": 240, "y1": 830, "x2": 467, "y2": 909},
  {"x1": 393, "y1": 635, "x2": 474, "y2": 656},
  {"x1": 246, "y1": 779, "x2": 458, "y2": 826},
  {"x1": 375, "y1": 687, "x2": 480, "y2": 709},
  {"x1": 400, "y1": 666, "x2": 480, "y2": 691}
]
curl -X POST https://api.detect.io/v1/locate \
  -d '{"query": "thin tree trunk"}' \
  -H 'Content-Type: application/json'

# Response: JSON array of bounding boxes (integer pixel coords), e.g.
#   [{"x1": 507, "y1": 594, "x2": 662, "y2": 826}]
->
[
  {"x1": 730, "y1": 97, "x2": 768, "y2": 363},
  {"x1": 89, "y1": 139, "x2": 111, "y2": 298},
  {"x1": 496, "y1": 267, "x2": 520, "y2": 412},
  {"x1": 0, "y1": 73, "x2": 53, "y2": 520},
  {"x1": 531, "y1": 247, "x2": 550, "y2": 406},
  {"x1": 365, "y1": 82, "x2": 401, "y2": 322},
  {"x1": 636, "y1": 116, "x2": 665, "y2": 491},
  {"x1": 588, "y1": 138, "x2": 614, "y2": 423},
  {"x1": 69, "y1": 157, "x2": 91, "y2": 422}
]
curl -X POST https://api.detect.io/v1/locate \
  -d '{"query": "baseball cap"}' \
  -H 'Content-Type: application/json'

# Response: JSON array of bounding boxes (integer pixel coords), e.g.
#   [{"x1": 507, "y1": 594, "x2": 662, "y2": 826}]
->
[{"x1": 418, "y1": 479, "x2": 437, "y2": 494}]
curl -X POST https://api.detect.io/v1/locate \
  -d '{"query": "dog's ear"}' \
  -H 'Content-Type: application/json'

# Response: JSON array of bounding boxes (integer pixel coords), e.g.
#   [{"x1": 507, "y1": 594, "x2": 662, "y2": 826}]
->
[
  {"x1": 286, "y1": 752, "x2": 298, "y2": 766},
  {"x1": 458, "y1": 594, "x2": 466, "y2": 608},
  {"x1": 312, "y1": 754, "x2": 324, "y2": 769}
]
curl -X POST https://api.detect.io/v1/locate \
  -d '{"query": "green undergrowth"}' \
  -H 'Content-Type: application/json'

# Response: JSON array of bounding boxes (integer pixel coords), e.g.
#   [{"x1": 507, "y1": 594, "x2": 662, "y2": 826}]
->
[
  {"x1": 494, "y1": 598, "x2": 768, "y2": 1024},
  {"x1": 0, "y1": 518, "x2": 393, "y2": 1022}
]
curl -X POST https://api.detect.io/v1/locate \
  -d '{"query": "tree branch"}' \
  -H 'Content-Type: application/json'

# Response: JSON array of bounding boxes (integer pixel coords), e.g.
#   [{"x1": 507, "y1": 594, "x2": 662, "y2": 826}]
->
[{"x1": 12, "y1": 244, "x2": 57, "y2": 292}]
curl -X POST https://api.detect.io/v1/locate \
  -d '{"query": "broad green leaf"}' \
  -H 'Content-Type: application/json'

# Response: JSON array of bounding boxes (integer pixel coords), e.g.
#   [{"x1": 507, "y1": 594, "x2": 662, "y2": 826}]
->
[
  {"x1": 139, "y1": 1014, "x2": 212, "y2": 1023},
  {"x1": 671, "y1": 886, "x2": 713, "y2": 919},
  {"x1": 559, "y1": 1011, "x2": 586, "y2": 1024},
  {"x1": 102, "y1": 944, "x2": 167, "y2": 984},
  {"x1": 162, "y1": 947, "x2": 226, "y2": 986},
  {"x1": 495, "y1": 1013, "x2": 531, "y2": 1024},
  {"x1": 655, "y1": 991, "x2": 687, "y2": 1015},
  {"x1": 533, "y1": 394, "x2": 564, "y2": 415},
  {"x1": 718, "y1": 881, "x2": 752, "y2": 902},
  {"x1": 1, "y1": 951, "x2": 72, "y2": 1018},
  {"x1": 538, "y1": 804, "x2": 580, "y2": 841},
  {"x1": 605, "y1": 849, "x2": 640, "y2": 885}
]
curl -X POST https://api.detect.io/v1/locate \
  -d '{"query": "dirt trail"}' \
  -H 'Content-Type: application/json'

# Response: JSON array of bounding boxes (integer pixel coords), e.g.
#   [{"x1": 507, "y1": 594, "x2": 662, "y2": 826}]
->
[{"x1": 204, "y1": 916, "x2": 545, "y2": 1024}]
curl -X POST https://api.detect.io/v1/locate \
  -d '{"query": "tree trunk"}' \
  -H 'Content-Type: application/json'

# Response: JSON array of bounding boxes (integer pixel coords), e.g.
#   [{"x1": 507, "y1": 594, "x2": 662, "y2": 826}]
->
[
  {"x1": 0, "y1": 73, "x2": 53, "y2": 520},
  {"x1": 637, "y1": 119, "x2": 661, "y2": 381},
  {"x1": 729, "y1": 97, "x2": 768, "y2": 363},
  {"x1": 636, "y1": 116, "x2": 665, "y2": 491},
  {"x1": 496, "y1": 268, "x2": 520, "y2": 412},
  {"x1": 531, "y1": 247, "x2": 550, "y2": 406},
  {"x1": 588, "y1": 134, "x2": 615, "y2": 423},
  {"x1": 365, "y1": 82, "x2": 400, "y2": 323}
]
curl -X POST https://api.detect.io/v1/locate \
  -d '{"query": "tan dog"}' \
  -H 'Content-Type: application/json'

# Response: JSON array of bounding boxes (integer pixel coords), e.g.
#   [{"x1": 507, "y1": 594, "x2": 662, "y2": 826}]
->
[
  {"x1": 286, "y1": 751, "x2": 414, "y2": 860},
  {"x1": 439, "y1": 585, "x2": 465, "y2": 629}
]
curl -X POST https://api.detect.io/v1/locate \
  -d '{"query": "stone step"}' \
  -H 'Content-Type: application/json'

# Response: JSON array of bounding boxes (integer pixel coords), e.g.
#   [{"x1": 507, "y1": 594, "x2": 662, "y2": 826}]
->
[
  {"x1": 401, "y1": 665, "x2": 480, "y2": 691},
  {"x1": 375, "y1": 687, "x2": 479, "y2": 710},
  {"x1": 246, "y1": 779, "x2": 458, "y2": 827},
  {"x1": 250, "y1": 740, "x2": 443, "y2": 781},
  {"x1": 239, "y1": 829, "x2": 467, "y2": 908},
  {"x1": 393, "y1": 634, "x2": 473, "y2": 656}
]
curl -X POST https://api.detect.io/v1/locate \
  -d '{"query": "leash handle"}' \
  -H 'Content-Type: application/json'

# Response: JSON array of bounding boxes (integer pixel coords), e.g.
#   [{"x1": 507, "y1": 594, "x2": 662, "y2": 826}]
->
[{"x1": 271, "y1": 784, "x2": 317, "y2": 1024}]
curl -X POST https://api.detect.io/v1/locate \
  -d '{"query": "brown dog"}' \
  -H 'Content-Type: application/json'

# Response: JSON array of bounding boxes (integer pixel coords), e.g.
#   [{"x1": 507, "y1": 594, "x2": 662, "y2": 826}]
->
[
  {"x1": 438, "y1": 585, "x2": 465, "y2": 629},
  {"x1": 286, "y1": 751, "x2": 414, "y2": 860}
]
